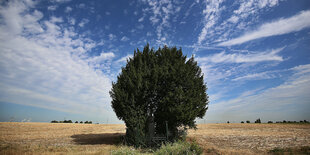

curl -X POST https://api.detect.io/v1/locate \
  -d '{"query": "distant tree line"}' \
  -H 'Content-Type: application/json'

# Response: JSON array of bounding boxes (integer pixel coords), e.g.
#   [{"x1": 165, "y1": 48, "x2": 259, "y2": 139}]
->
[
  {"x1": 51, "y1": 120, "x2": 92, "y2": 124},
  {"x1": 235, "y1": 119, "x2": 309, "y2": 124},
  {"x1": 275, "y1": 120, "x2": 309, "y2": 124}
]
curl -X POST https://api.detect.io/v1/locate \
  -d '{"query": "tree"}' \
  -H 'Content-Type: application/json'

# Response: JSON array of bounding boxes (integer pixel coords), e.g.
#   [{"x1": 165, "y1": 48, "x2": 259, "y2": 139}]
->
[
  {"x1": 110, "y1": 44, "x2": 208, "y2": 147},
  {"x1": 246, "y1": 120, "x2": 250, "y2": 123},
  {"x1": 255, "y1": 118, "x2": 261, "y2": 123},
  {"x1": 241, "y1": 121, "x2": 244, "y2": 123},
  {"x1": 75, "y1": 121, "x2": 78, "y2": 123},
  {"x1": 64, "y1": 120, "x2": 72, "y2": 123}
]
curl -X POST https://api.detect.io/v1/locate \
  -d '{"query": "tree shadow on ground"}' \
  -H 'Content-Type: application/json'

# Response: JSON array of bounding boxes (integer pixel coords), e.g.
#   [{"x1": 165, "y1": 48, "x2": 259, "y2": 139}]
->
[{"x1": 71, "y1": 133, "x2": 124, "y2": 145}]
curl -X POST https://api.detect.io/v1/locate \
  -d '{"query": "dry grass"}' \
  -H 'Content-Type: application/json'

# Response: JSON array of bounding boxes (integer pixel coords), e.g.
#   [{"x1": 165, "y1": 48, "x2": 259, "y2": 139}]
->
[
  {"x1": 0, "y1": 122, "x2": 310, "y2": 154},
  {"x1": 189, "y1": 123, "x2": 310, "y2": 154},
  {"x1": 0, "y1": 122, "x2": 125, "y2": 154}
]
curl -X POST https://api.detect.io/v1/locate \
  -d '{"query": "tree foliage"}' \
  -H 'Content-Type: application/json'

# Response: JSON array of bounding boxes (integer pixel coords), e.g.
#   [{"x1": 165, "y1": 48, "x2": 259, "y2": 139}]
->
[
  {"x1": 255, "y1": 118, "x2": 261, "y2": 123},
  {"x1": 110, "y1": 44, "x2": 208, "y2": 147}
]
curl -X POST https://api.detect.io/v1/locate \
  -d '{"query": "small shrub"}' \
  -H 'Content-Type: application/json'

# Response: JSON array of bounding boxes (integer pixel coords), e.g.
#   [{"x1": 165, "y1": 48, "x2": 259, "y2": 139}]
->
[
  {"x1": 80, "y1": 121, "x2": 83, "y2": 124},
  {"x1": 51, "y1": 120, "x2": 58, "y2": 123},
  {"x1": 111, "y1": 141, "x2": 203, "y2": 155},
  {"x1": 227, "y1": 121, "x2": 230, "y2": 124},
  {"x1": 154, "y1": 140, "x2": 202, "y2": 155},
  {"x1": 246, "y1": 120, "x2": 250, "y2": 123},
  {"x1": 268, "y1": 121, "x2": 273, "y2": 123},
  {"x1": 75, "y1": 121, "x2": 78, "y2": 123},
  {"x1": 241, "y1": 121, "x2": 244, "y2": 123}
]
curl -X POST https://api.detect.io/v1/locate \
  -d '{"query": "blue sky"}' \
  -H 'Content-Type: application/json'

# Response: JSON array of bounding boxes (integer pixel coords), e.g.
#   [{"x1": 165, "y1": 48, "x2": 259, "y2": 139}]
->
[{"x1": 0, "y1": 0, "x2": 309, "y2": 123}]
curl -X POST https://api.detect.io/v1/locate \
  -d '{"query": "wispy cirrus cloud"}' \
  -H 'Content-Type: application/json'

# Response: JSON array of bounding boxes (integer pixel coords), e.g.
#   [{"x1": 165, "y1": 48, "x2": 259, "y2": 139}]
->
[
  {"x1": 65, "y1": 6, "x2": 72, "y2": 13},
  {"x1": 47, "y1": 5, "x2": 58, "y2": 11},
  {"x1": 197, "y1": 0, "x2": 224, "y2": 45},
  {"x1": 197, "y1": 47, "x2": 284, "y2": 64},
  {"x1": 140, "y1": 0, "x2": 182, "y2": 45},
  {"x1": 232, "y1": 70, "x2": 280, "y2": 81},
  {"x1": 195, "y1": 0, "x2": 280, "y2": 48},
  {"x1": 206, "y1": 64, "x2": 310, "y2": 122},
  {"x1": 78, "y1": 18, "x2": 89, "y2": 27},
  {"x1": 219, "y1": 10, "x2": 310, "y2": 46},
  {"x1": 121, "y1": 36, "x2": 129, "y2": 42}
]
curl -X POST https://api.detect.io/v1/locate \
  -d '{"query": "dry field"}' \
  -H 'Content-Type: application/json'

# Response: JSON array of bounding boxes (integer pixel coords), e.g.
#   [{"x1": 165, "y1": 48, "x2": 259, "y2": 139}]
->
[
  {"x1": 188, "y1": 123, "x2": 310, "y2": 154},
  {"x1": 0, "y1": 122, "x2": 309, "y2": 154}
]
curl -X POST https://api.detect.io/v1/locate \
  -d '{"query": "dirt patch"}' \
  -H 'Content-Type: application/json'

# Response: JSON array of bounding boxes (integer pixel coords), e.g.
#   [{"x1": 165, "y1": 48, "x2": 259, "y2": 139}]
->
[{"x1": 71, "y1": 133, "x2": 124, "y2": 145}]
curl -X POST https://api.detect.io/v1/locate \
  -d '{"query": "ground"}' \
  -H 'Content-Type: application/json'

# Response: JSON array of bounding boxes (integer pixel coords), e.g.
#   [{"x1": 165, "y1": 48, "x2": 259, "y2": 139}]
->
[
  {"x1": 0, "y1": 122, "x2": 309, "y2": 154},
  {"x1": 189, "y1": 123, "x2": 310, "y2": 154}
]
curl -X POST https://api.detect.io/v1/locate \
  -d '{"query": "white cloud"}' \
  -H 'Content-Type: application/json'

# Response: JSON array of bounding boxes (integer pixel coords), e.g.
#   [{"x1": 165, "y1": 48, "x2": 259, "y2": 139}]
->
[
  {"x1": 115, "y1": 54, "x2": 133, "y2": 63},
  {"x1": 142, "y1": 0, "x2": 180, "y2": 44},
  {"x1": 227, "y1": 15, "x2": 239, "y2": 23},
  {"x1": 121, "y1": 36, "x2": 129, "y2": 41},
  {"x1": 78, "y1": 18, "x2": 89, "y2": 27},
  {"x1": 219, "y1": 10, "x2": 310, "y2": 46},
  {"x1": 78, "y1": 3, "x2": 85, "y2": 8},
  {"x1": 0, "y1": 0, "x2": 115, "y2": 120},
  {"x1": 146, "y1": 32, "x2": 152, "y2": 37},
  {"x1": 87, "y1": 52, "x2": 115, "y2": 73},
  {"x1": 50, "y1": 16, "x2": 63, "y2": 23},
  {"x1": 193, "y1": 0, "x2": 280, "y2": 50},
  {"x1": 65, "y1": 6, "x2": 72, "y2": 13},
  {"x1": 232, "y1": 71, "x2": 277, "y2": 81},
  {"x1": 197, "y1": 0, "x2": 224, "y2": 45},
  {"x1": 48, "y1": 5, "x2": 58, "y2": 11},
  {"x1": 108, "y1": 34, "x2": 116, "y2": 41},
  {"x1": 138, "y1": 16, "x2": 144, "y2": 22},
  {"x1": 51, "y1": 0, "x2": 71, "y2": 3},
  {"x1": 206, "y1": 64, "x2": 310, "y2": 122},
  {"x1": 68, "y1": 17, "x2": 75, "y2": 25},
  {"x1": 0, "y1": 0, "x2": 41, "y2": 36},
  {"x1": 197, "y1": 47, "x2": 284, "y2": 63}
]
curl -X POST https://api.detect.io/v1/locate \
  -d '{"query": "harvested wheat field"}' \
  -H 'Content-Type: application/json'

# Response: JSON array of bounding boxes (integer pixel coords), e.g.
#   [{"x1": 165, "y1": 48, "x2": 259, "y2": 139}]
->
[
  {"x1": 0, "y1": 122, "x2": 310, "y2": 154},
  {"x1": 189, "y1": 123, "x2": 310, "y2": 154}
]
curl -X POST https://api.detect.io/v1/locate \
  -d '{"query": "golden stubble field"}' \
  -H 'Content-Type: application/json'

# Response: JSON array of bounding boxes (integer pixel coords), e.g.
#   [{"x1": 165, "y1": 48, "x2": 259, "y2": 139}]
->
[{"x1": 0, "y1": 122, "x2": 309, "y2": 154}]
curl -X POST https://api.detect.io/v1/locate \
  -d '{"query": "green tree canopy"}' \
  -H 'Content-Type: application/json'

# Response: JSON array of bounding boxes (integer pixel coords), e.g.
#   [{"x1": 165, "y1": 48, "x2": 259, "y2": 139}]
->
[{"x1": 110, "y1": 44, "x2": 208, "y2": 147}]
